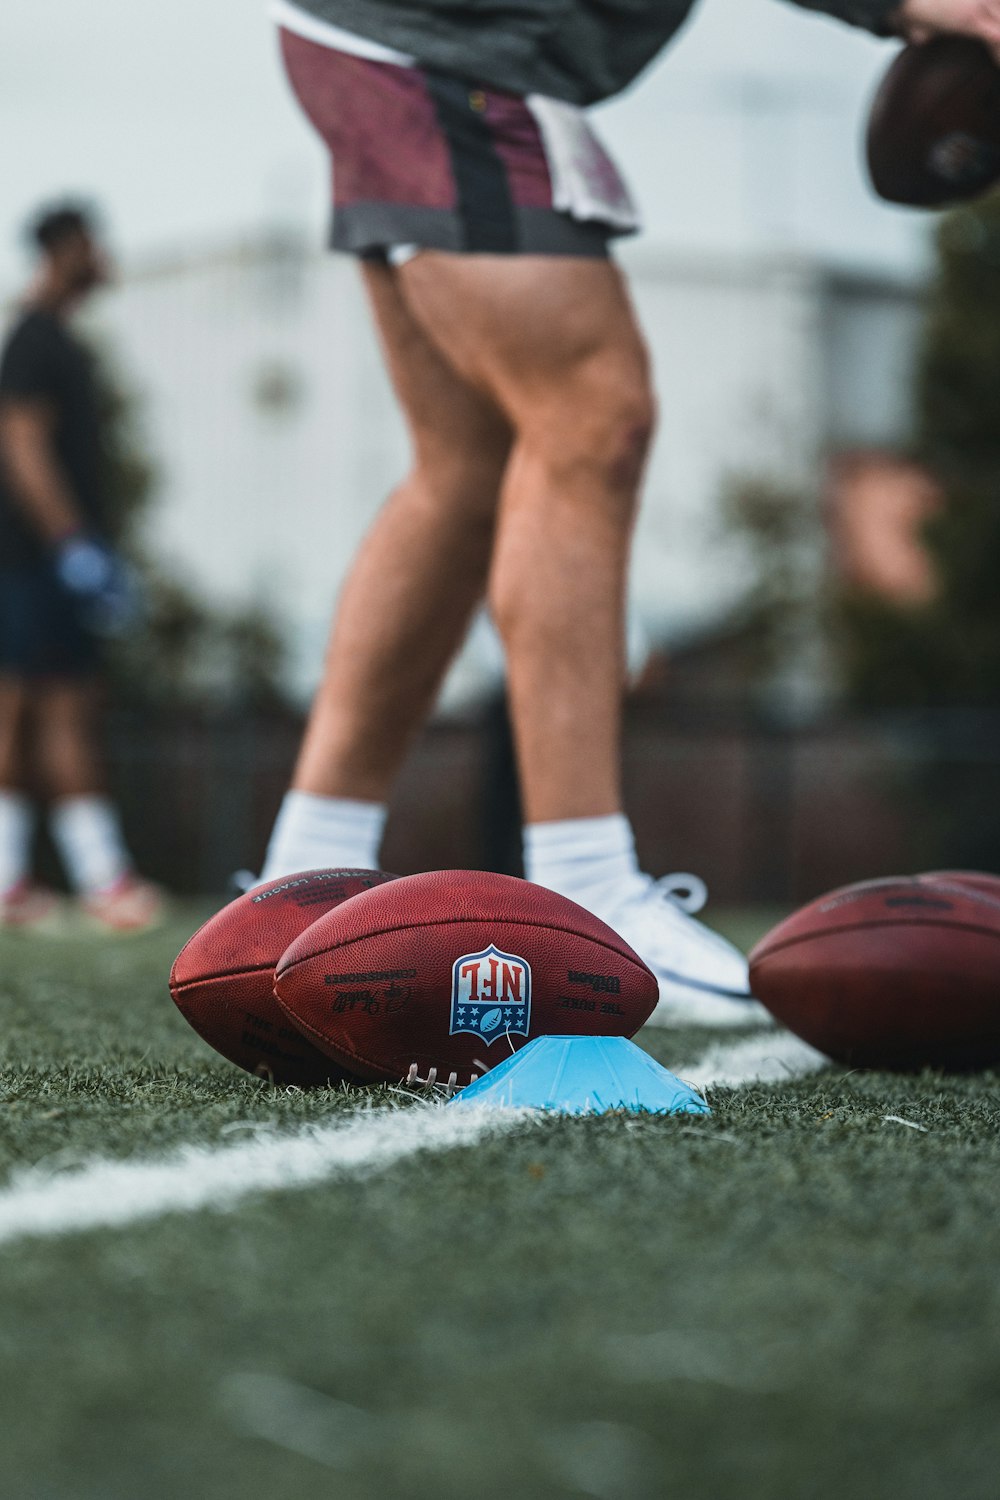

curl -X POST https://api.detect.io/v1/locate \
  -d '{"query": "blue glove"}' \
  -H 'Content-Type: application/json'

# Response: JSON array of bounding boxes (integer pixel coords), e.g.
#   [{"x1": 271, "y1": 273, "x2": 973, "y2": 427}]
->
[{"x1": 52, "y1": 535, "x2": 141, "y2": 637}]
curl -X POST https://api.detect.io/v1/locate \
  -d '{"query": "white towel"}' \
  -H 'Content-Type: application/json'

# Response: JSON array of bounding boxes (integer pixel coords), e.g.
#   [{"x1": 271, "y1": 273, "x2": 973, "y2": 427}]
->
[{"x1": 527, "y1": 95, "x2": 641, "y2": 233}]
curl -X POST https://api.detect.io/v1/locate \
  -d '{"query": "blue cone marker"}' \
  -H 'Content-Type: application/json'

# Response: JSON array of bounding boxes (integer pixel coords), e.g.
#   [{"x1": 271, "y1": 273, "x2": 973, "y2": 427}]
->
[{"x1": 448, "y1": 1034, "x2": 709, "y2": 1116}]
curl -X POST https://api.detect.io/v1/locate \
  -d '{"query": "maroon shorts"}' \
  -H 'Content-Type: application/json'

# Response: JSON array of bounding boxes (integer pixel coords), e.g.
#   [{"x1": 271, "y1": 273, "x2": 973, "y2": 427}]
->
[{"x1": 279, "y1": 29, "x2": 635, "y2": 258}]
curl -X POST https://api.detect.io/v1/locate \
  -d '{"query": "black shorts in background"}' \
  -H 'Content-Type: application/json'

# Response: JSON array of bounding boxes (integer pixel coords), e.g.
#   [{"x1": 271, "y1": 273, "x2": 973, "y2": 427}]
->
[{"x1": 0, "y1": 567, "x2": 102, "y2": 680}]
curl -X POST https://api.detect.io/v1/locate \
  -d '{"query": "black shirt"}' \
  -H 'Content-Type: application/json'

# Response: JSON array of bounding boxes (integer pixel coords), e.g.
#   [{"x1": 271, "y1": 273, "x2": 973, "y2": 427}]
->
[
  {"x1": 290, "y1": 0, "x2": 899, "y2": 106},
  {"x1": 0, "y1": 306, "x2": 106, "y2": 569}
]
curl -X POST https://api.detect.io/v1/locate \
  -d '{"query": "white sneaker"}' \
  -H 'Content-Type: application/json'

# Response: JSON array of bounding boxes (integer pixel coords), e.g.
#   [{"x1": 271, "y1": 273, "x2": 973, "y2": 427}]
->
[{"x1": 601, "y1": 873, "x2": 770, "y2": 1028}]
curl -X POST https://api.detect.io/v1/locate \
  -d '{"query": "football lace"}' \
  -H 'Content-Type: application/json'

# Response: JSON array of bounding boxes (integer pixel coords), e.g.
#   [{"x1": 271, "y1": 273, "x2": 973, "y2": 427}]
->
[{"x1": 405, "y1": 1063, "x2": 477, "y2": 1096}]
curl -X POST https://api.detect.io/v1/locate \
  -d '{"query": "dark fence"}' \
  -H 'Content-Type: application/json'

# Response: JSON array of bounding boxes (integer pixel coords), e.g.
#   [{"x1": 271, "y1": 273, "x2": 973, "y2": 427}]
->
[{"x1": 90, "y1": 703, "x2": 1000, "y2": 904}]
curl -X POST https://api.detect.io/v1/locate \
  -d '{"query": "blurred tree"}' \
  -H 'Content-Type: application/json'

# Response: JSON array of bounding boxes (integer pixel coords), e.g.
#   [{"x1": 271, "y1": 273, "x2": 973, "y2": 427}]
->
[
  {"x1": 720, "y1": 475, "x2": 835, "y2": 723},
  {"x1": 91, "y1": 345, "x2": 289, "y2": 711},
  {"x1": 724, "y1": 199, "x2": 1000, "y2": 869},
  {"x1": 839, "y1": 194, "x2": 1000, "y2": 712},
  {"x1": 835, "y1": 195, "x2": 1000, "y2": 869}
]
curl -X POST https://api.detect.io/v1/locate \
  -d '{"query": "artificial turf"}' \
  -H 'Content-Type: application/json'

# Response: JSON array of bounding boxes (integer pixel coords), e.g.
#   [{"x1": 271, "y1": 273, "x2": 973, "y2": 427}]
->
[{"x1": 0, "y1": 908, "x2": 998, "y2": 1500}]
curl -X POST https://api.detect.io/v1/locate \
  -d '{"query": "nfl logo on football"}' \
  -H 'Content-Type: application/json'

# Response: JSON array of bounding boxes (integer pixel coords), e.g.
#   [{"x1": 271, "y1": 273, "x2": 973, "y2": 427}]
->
[{"x1": 450, "y1": 944, "x2": 532, "y2": 1046}]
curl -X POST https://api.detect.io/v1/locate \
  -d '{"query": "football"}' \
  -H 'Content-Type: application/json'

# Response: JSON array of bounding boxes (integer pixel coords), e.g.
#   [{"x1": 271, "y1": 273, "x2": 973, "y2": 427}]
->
[
  {"x1": 273, "y1": 869, "x2": 659, "y2": 1086},
  {"x1": 921, "y1": 869, "x2": 1000, "y2": 895},
  {"x1": 749, "y1": 875, "x2": 1000, "y2": 1071},
  {"x1": 867, "y1": 37, "x2": 1000, "y2": 207},
  {"x1": 169, "y1": 868, "x2": 395, "y2": 1085}
]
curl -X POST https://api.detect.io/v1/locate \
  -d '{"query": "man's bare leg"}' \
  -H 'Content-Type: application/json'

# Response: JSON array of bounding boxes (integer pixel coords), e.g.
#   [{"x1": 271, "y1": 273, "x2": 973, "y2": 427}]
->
[
  {"x1": 266, "y1": 250, "x2": 754, "y2": 1015},
  {"x1": 1, "y1": 676, "x2": 122, "y2": 922},
  {"x1": 0, "y1": 677, "x2": 34, "y2": 901},
  {"x1": 33, "y1": 679, "x2": 162, "y2": 927},
  {"x1": 33, "y1": 679, "x2": 105, "y2": 799},
  {"x1": 0, "y1": 676, "x2": 28, "y2": 791},
  {"x1": 399, "y1": 254, "x2": 653, "y2": 823},
  {"x1": 395, "y1": 252, "x2": 757, "y2": 1019},
  {"x1": 291, "y1": 261, "x2": 511, "y2": 800}
]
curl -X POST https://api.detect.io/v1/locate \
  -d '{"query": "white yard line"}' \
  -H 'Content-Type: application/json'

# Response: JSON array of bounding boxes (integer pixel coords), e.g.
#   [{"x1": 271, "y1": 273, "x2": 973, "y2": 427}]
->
[
  {"x1": 0, "y1": 1030, "x2": 827, "y2": 1249},
  {"x1": 679, "y1": 1030, "x2": 828, "y2": 1091},
  {"x1": 0, "y1": 1105, "x2": 524, "y2": 1248}
]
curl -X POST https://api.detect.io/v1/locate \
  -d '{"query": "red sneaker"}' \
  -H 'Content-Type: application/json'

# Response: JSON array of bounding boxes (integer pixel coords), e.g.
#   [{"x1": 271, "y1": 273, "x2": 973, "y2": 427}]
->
[
  {"x1": 0, "y1": 880, "x2": 67, "y2": 934},
  {"x1": 81, "y1": 875, "x2": 167, "y2": 934}
]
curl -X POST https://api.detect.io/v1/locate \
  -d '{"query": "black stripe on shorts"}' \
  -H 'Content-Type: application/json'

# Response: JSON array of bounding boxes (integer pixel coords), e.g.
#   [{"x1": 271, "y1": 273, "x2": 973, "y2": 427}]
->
[{"x1": 423, "y1": 73, "x2": 518, "y2": 253}]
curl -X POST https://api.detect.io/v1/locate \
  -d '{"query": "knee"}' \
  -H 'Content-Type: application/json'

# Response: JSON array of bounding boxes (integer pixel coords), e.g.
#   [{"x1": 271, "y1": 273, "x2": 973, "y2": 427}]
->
[
  {"x1": 0, "y1": 685, "x2": 28, "y2": 738},
  {"x1": 536, "y1": 346, "x2": 656, "y2": 494},
  {"x1": 579, "y1": 348, "x2": 656, "y2": 489},
  {"x1": 34, "y1": 686, "x2": 97, "y2": 742}
]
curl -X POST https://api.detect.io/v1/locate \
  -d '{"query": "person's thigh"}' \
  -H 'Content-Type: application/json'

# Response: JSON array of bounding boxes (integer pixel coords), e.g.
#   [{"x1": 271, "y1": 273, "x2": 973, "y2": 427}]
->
[
  {"x1": 361, "y1": 259, "x2": 511, "y2": 490},
  {"x1": 0, "y1": 676, "x2": 29, "y2": 786},
  {"x1": 397, "y1": 252, "x2": 652, "y2": 434},
  {"x1": 32, "y1": 677, "x2": 106, "y2": 798},
  {"x1": 32, "y1": 677, "x2": 104, "y2": 749}
]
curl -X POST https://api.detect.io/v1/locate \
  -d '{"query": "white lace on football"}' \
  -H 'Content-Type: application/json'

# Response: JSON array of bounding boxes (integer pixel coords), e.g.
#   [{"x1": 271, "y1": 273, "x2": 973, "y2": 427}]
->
[{"x1": 405, "y1": 1065, "x2": 466, "y2": 1097}]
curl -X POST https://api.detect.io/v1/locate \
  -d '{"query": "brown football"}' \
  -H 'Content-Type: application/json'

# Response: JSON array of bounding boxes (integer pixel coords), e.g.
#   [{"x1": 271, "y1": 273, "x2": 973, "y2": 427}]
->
[
  {"x1": 274, "y1": 869, "x2": 659, "y2": 1087},
  {"x1": 170, "y1": 868, "x2": 395, "y2": 1085},
  {"x1": 867, "y1": 37, "x2": 1000, "y2": 207},
  {"x1": 749, "y1": 875, "x2": 1000, "y2": 1071},
  {"x1": 920, "y1": 870, "x2": 1000, "y2": 896}
]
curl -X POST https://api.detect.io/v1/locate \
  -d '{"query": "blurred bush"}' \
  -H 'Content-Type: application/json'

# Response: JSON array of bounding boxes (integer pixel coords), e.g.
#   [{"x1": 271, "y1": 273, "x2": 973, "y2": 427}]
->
[
  {"x1": 839, "y1": 195, "x2": 1000, "y2": 712},
  {"x1": 722, "y1": 197, "x2": 1000, "y2": 875},
  {"x1": 93, "y1": 346, "x2": 289, "y2": 712}
]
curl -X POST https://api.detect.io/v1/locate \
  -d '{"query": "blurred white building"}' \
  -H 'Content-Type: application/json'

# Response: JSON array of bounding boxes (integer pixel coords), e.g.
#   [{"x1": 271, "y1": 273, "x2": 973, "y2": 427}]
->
[{"x1": 87, "y1": 237, "x2": 923, "y2": 702}]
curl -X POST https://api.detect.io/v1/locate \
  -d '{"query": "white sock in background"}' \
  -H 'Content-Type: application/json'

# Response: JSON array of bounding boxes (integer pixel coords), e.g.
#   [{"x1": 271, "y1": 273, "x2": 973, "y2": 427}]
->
[
  {"x1": 49, "y1": 796, "x2": 132, "y2": 895},
  {"x1": 260, "y1": 791, "x2": 387, "y2": 883},
  {"x1": 523, "y1": 813, "x2": 643, "y2": 922},
  {"x1": 0, "y1": 790, "x2": 34, "y2": 894}
]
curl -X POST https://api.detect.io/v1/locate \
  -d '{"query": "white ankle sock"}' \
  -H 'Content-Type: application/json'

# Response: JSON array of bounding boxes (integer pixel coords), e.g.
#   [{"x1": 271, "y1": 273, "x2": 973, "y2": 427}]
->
[
  {"x1": 260, "y1": 791, "x2": 387, "y2": 883},
  {"x1": 523, "y1": 814, "x2": 643, "y2": 921},
  {"x1": 0, "y1": 790, "x2": 33, "y2": 893},
  {"x1": 49, "y1": 796, "x2": 132, "y2": 895}
]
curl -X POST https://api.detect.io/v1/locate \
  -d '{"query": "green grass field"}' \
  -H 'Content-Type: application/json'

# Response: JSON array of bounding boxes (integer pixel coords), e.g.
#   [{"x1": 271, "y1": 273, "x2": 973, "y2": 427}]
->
[{"x1": 1, "y1": 906, "x2": 999, "y2": 1500}]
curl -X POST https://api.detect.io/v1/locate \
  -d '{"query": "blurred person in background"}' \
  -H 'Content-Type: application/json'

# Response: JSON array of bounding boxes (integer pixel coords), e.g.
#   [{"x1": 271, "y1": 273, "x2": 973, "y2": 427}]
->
[
  {"x1": 257, "y1": 0, "x2": 1000, "y2": 1023},
  {"x1": 0, "y1": 203, "x2": 163, "y2": 933}
]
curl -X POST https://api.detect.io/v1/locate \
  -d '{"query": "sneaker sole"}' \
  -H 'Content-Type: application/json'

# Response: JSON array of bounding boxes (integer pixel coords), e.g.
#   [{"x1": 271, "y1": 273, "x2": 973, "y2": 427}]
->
[{"x1": 646, "y1": 975, "x2": 773, "y2": 1029}]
